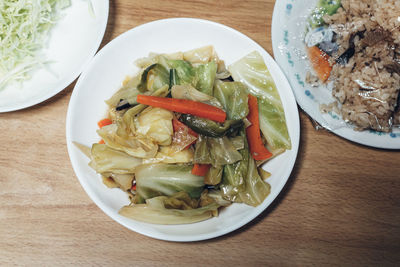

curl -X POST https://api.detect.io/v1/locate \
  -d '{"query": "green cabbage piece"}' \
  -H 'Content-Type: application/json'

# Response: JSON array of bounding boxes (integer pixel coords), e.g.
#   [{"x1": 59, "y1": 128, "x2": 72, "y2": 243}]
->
[
  {"x1": 208, "y1": 137, "x2": 242, "y2": 166},
  {"x1": 102, "y1": 173, "x2": 134, "y2": 191},
  {"x1": 88, "y1": 144, "x2": 141, "y2": 174},
  {"x1": 237, "y1": 151, "x2": 271, "y2": 206},
  {"x1": 220, "y1": 130, "x2": 270, "y2": 206},
  {"x1": 105, "y1": 75, "x2": 141, "y2": 107},
  {"x1": 106, "y1": 66, "x2": 170, "y2": 108},
  {"x1": 194, "y1": 135, "x2": 242, "y2": 166},
  {"x1": 207, "y1": 189, "x2": 232, "y2": 207},
  {"x1": 116, "y1": 85, "x2": 170, "y2": 137},
  {"x1": 166, "y1": 59, "x2": 217, "y2": 95},
  {"x1": 214, "y1": 80, "x2": 249, "y2": 120},
  {"x1": 135, "y1": 164, "x2": 205, "y2": 200},
  {"x1": 220, "y1": 134, "x2": 248, "y2": 202},
  {"x1": 137, "y1": 63, "x2": 170, "y2": 92},
  {"x1": 257, "y1": 97, "x2": 291, "y2": 150},
  {"x1": 230, "y1": 135, "x2": 245, "y2": 150},
  {"x1": 193, "y1": 135, "x2": 212, "y2": 164},
  {"x1": 229, "y1": 51, "x2": 291, "y2": 150},
  {"x1": 183, "y1": 45, "x2": 217, "y2": 64},
  {"x1": 142, "y1": 145, "x2": 194, "y2": 164},
  {"x1": 97, "y1": 124, "x2": 158, "y2": 159},
  {"x1": 73, "y1": 141, "x2": 91, "y2": 158},
  {"x1": 134, "y1": 107, "x2": 173, "y2": 146},
  {"x1": 194, "y1": 61, "x2": 217, "y2": 95},
  {"x1": 119, "y1": 195, "x2": 219, "y2": 225},
  {"x1": 137, "y1": 53, "x2": 218, "y2": 95},
  {"x1": 204, "y1": 166, "x2": 223, "y2": 186},
  {"x1": 171, "y1": 84, "x2": 223, "y2": 108},
  {"x1": 167, "y1": 59, "x2": 195, "y2": 85}
]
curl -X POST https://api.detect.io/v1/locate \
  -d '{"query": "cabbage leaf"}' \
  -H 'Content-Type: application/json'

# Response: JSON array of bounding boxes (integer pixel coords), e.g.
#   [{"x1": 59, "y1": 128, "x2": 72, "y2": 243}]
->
[
  {"x1": 135, "y1": 164, "x2": 205, "y2": 200},
  {"x1": 183, "y1": 45, "x2": 217, "y2": 64},
  {"x1": 171, "y1": 84, "x2": 223, "y2": 108},
  {"x1": 238, "y1": 151, "x2": 271, "y2": 206},
  {"x1": 204, "y1": 166, "x2": 223, "y2": 185},
  {"x1": 194, "y1": 61, "x2": 217, "y2": 95},
  {"x1": 135, "y1": 107, "x2": 173, "y2": 146},
  {"x1": 214, "y1": 80, "x2": 249, "y2": 120},
  {"x1": 220, "y1": 130, "x2": 270, "y2": 206},
  {"x1": 142, "y1": 146, "x2": 194, "y2": 164},
  {"x1": 229, "y1": 51, "x2": 291, "y2": 150},
  {"x1": 89, "y1": 144, "x2": 142, "y2": 174},
  {"x1": 105, "y1": 74, "x2": 141, "y2": 107},
  {"x1": 166, "y1": 59, "x2": 217, "y2": 95},
  {"x1": 97, "y1": 124, "x2": 158, "y2": 159},
  {"x1": 137, "y1": 63, "x2": 170, "y2": 92},
  {"x1": 194, "y1": 135, "x2": 242, "y2": 166},
  {"x1": 119, "y1": 195, "x2": 219, "y2": 225},
  {"x1": 102, "y1": 173, "x2": 134, "y2": 191}
]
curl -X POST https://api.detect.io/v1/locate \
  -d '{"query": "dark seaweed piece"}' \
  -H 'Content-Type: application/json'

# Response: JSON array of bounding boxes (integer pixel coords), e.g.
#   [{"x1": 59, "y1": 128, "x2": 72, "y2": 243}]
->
[
  {"x1": 336, "y1": 31, "x2": 365, "y2": 65},
  {"x1": 222, "y1": 76, "x2": 234, "y2": 82},
  {"x1": 116, "y1": 99, "x2": 134, "y2": 111},
  {"x1": 336, "y1": 46, "x2": 355, "y2": 65}
]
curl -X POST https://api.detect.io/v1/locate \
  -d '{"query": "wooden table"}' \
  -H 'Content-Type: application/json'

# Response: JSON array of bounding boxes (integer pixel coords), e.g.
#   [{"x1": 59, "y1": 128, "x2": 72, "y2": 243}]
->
[{"x1": 1, "y1": 0, "x2": 399, "y2": 265}]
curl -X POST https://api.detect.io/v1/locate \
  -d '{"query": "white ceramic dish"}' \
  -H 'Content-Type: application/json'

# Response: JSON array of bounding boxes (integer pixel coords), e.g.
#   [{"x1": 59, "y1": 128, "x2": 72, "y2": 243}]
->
[
  {"x1": 66, "y1": 18, "x2": 300, "y2": 241},
  {"x1": 0, "y1": 0, "x2": 109, "y2": 112},
  {"x1": 271, "y1": 0, "x2": 400, "y2": 149}
]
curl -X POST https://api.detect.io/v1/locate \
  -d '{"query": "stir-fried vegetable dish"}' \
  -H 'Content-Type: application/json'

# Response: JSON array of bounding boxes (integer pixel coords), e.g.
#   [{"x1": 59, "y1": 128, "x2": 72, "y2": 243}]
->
[{"x1": 76, "y1": 46, "x2": 291, "y2": 224}]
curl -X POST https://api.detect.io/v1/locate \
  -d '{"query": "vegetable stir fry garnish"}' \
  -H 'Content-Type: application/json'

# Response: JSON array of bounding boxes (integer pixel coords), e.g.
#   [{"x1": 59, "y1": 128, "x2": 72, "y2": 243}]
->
[{"x1": 75, "y1": 46, "x2": 291, "y2": 224}]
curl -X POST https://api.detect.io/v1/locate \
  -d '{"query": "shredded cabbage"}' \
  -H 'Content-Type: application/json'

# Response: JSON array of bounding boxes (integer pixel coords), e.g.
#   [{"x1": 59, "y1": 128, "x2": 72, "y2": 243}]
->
[{"x1": 0, "y1": 0, "x2": 70, "y2": 90}]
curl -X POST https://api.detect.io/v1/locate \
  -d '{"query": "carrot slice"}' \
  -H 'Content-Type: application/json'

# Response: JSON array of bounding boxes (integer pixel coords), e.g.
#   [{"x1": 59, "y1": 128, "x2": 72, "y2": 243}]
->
[
  {"x1": 191, "y1": 163, "x2": 211, "y2": 176},
  {"x1": 172, "y1": 119, "x2": 198, "y2": 137},
  {"x1": 98, "y1": 139, "x2": 105, "y2": 144},
  {"x1": 97, "y1": 118, "x2": 112, "y2": 128},
  {"x1": 136, "y1": 95, "x2": 226, "y2": 123},
  {"x1": 307, "y1": 46, "x2": 332, "y2": 83},
  {"x1": 246, "y1": 94, "x2": 273, "y2": 161}
]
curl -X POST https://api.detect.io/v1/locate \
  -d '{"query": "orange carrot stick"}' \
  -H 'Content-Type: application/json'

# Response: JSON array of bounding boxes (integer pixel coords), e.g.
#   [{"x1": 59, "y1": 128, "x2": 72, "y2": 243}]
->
[
  {"x1": 97, "y1": 118, "x2": 112, "y2": 128},
  {"x1": 191, "y1": 163, "x2": 211, "y2": 176},
  {"x1": 246, "y1": 94, "x2": 273, "y2": 161},
  {"x1": 136, "y1": 95, "x2": 226, "y2": 123},
  {"x1": 307, "y1": 46, "x2": 332, "y2": 83}
]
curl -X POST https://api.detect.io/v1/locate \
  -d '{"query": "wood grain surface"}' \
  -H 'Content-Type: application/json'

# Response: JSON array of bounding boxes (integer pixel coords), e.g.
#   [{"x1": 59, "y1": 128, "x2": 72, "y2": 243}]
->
[{"x1": 1, "y1": 0, "x2": 400, "y2": 266}]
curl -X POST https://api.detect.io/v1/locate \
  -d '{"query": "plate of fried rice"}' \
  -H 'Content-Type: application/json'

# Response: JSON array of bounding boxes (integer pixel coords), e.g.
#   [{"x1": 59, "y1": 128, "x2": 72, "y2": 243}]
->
[{"x1": 272, "y1": 0, "x2": 400, "y2": 149}]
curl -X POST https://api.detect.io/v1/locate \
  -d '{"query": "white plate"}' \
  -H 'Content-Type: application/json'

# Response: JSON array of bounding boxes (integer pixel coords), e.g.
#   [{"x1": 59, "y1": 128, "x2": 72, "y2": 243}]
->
[
  {"x1": 66, "y1": 18, "x2": 300, "y2": 242},
  {"x1": 271, "y1": 0, "x2": 400, "y2": 149},
  {"x1": 0, "y1": 0, "x2": 109, "y2": 112}
]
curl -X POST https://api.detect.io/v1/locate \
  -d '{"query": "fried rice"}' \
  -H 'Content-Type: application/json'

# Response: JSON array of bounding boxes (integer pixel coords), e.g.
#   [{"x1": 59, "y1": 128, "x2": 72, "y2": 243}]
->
[{"x1": 321, "y1": 0, "x2": 400, "y2": 132}]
